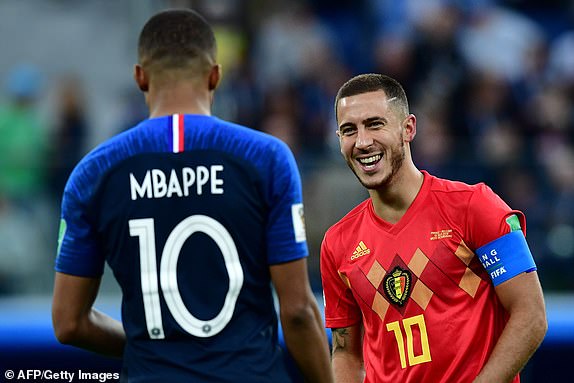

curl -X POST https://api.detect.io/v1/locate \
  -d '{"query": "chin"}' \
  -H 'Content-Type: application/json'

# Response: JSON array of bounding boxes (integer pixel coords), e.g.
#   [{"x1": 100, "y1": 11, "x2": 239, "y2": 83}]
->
[
  {"x1": 356, "y1": 173, "x2": 390, "y2": 190},
  {"x1": 361, "y1": 180, "x2": 389, "y2": 190},
  {"x1": 346, "y1": 156, "x2": 400, "y2": 189}
]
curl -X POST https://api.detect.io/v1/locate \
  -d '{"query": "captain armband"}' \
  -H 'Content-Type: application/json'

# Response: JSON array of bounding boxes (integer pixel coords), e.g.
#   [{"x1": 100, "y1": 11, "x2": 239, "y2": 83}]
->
[{"x1": 476, "y1": 231, "x2": 537, "y2": 287}]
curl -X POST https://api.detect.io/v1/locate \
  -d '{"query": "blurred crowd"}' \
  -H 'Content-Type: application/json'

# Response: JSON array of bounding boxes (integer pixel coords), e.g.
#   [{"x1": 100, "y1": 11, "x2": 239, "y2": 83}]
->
[{"x1": 0, "y1": 0, "x2": 573, "y2": 295}]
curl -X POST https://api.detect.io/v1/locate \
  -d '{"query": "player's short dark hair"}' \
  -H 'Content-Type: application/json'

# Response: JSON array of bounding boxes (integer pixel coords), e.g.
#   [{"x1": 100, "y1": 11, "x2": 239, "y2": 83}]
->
[
  {"x1": 335, "y1": 73, "x2": 409, "y2": 118},
  {"x1": 138, "y1": 9, "x2": 216, "y2": 73}
]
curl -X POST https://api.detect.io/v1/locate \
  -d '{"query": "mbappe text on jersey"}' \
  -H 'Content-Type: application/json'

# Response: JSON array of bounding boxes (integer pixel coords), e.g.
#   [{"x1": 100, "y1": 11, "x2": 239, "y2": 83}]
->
[{"x1": 129, "y1": 166, "x2": 224, "y2": 200}]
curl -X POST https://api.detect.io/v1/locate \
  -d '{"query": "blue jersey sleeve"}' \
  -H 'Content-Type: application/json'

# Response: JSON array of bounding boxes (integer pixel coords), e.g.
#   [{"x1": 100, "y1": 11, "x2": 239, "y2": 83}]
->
[
  {"x1": 265, "y1": 140, "x2": 308, "y2": 265},
  {"x1": 55, "y1": 157, "x2": 106, "y2": 277}
]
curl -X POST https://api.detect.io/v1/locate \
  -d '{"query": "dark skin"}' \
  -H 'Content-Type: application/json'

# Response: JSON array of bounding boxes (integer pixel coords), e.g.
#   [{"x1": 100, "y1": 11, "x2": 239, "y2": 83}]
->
[
  {"x1": 271, "y1": 259, "x2": 334, "y2": 383},
  {"x1": 52, "y1": 274, "x2": 124, "y2": 357},
  {"x1": 52, "y1": 60, "x2": 220, "y2": 359},
  {"x1": 53, "y1": 56, "x2": 334, "y2": 383}
]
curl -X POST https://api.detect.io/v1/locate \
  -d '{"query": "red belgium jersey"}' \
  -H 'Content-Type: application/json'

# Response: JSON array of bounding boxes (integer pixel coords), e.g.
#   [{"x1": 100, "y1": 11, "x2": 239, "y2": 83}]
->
[{"x1": 321, "y1": 171, "x2": 525, "y2": 383}]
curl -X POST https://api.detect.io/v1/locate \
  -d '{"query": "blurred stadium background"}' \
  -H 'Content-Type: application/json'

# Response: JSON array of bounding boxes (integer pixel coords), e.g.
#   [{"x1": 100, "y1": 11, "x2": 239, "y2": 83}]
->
[{"x1": 0, "y1": 0, "x2": 573, "y2": 381}]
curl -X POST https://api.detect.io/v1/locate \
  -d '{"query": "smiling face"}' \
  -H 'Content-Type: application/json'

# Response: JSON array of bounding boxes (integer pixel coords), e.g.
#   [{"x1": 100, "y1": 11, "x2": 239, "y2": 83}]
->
[{"x1": 337, "y1": 90, "x2": 415, "y2": 190}]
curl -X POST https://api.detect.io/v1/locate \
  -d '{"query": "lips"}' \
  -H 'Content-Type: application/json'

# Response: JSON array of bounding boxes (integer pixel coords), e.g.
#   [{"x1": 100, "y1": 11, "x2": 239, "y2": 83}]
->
[
  {"x1": 358, "y1": 154, "x2": 381, "y2": 165},
  {"x1": 357, "y1": 154, "x2": 382, "y2": 171}
]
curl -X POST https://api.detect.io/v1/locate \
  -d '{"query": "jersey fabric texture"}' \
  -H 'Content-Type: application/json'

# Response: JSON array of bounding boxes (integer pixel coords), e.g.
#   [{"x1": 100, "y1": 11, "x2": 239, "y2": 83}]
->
[
  {"x1": 56, "y1": 114, "x2": 307, "y2": 383},
  {"x1": 321, "y1": 171, "x2": 531, "y2": 383}
]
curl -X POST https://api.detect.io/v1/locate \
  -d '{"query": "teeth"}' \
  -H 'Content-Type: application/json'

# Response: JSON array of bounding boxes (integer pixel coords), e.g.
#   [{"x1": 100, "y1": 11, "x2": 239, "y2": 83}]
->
[{"x1": 358, "y1": 155, "x2": 381, "y2": 165}]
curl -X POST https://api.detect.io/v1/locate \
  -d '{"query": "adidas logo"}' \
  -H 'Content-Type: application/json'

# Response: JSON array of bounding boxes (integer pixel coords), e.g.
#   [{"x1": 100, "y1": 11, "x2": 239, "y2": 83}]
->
[{"x1": 351, "y1": 241, "x2": 371, "y2": 261}]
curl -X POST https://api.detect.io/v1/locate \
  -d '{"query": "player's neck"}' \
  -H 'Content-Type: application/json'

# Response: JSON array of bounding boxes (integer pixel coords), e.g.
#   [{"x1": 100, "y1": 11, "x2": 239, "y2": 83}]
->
[
  {"x1": 147, "y1": 82, "x2": 212, "y2": 118},
  {"x1": 369, "y1": 164, "x2": 423, "y2": 224}
]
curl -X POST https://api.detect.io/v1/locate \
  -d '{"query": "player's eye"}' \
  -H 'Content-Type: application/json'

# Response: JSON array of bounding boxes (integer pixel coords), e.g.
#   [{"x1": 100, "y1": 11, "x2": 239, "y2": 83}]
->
[
  {"x1": 367, "y1": 120, "x2": 384, "y2": 129},
  {"x1": 340, "y1": 126, "x2": 356, "y2": 136}
]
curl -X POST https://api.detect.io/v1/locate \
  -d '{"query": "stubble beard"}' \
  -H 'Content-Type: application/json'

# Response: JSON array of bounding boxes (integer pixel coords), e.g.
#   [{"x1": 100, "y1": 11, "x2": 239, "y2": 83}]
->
[{"x1": 348, "y1": 140, "x2": 406, "y2": 190}]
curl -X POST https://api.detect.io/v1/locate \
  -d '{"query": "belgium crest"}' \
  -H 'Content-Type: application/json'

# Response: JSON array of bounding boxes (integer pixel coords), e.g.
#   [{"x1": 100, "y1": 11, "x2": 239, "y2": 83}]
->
[{"x1": 383, "y1": 266, "x2": 412, "y2": 306}]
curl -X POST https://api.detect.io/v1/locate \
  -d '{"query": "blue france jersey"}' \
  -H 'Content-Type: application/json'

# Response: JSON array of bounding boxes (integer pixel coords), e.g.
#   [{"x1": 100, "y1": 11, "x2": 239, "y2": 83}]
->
[{"x1": 56, "y1": 114, "x2": 308, "y2": 382}]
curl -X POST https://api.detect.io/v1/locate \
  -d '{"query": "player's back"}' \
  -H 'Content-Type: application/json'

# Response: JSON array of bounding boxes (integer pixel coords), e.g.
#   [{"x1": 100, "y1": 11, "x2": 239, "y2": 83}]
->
[{"x1": 58, "y1": 115, "x2": 305, "y2": 382}]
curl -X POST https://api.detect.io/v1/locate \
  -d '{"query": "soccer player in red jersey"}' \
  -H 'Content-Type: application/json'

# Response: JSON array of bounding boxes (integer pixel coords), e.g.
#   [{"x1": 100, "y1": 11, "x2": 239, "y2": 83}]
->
[{"x1": 320, "y1": 73, "x2": 547, "y2": 383}]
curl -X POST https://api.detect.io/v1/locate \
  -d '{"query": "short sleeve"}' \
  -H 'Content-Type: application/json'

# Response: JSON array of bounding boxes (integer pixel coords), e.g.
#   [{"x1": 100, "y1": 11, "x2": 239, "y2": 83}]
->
[
  {"x1": 320, "y1": 233, "x2": 362, "y2": 329},
  {"x1": 265, "y1": 140, "x2": 308, "y2": 265},
  {"x1": 466, "y1": 183, "x2": 527, "y2": 250},
  {"x1": 55, "y1": 162, "x2": 105, "y2": 277}
]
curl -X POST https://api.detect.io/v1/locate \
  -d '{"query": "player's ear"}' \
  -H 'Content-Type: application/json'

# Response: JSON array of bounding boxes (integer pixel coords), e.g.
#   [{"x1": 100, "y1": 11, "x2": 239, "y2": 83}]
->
[
  {"x1": 134, "y1": 64, "x2": 149, "y2": 92},
  {"x1": 402, "y1": 114, "x2": 417, "y2": 142},
  {"x1": 208, "y1": 64, "x2": 221, "y2": 91}
]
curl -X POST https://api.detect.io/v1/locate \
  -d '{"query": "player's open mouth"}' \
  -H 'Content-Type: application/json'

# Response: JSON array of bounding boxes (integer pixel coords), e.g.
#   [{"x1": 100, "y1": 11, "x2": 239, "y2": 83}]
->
[{"x1": 357, "y1": 154, "x2": 381, "y2": 171}]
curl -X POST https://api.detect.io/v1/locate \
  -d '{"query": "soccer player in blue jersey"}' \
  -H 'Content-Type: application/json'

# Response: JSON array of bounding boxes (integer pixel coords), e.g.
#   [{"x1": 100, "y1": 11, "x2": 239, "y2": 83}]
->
[{"x1": 51, "y1": 9, "x2": 332, "y2": 383}]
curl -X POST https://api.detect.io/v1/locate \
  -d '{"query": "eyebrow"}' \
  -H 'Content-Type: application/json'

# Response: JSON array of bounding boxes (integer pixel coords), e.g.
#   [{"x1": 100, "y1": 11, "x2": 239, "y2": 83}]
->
[
  {"x1": 363, "y1": 116, "x2": 386, "y2": 124},
  {"x1": 338, "y1": 116, "x2": 387, "y2": 131}
]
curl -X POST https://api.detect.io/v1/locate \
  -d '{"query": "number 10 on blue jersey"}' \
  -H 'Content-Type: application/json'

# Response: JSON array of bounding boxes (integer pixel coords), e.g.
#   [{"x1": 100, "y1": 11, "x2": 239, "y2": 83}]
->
[{"x1": 129, "y1": 215, "x2": 244, "y2": 338}]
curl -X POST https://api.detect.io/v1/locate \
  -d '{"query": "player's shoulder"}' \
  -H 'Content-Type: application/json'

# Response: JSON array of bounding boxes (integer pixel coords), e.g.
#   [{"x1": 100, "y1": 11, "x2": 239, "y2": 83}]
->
[
  {"x1": 65, "y1": 121, "x2": 150, "y2": 198},
  {"x1": 73, "y1": 124, "x2": 142, "y2": 174},
  {"x1": 324, "y1": 198, "x2": 371, "y2": 240},
  {"x1": 426, "y1": 171, "x2": 492, "y2": 200},
  {"x1": 205, "y1": 117, "x2": 298, "y2": 182},
  {"x1": 425, "y1": 171, "x2": 505, "y2": 222},
  {"x1": 212, "y1": 117, "x2": 292, "y2": 155},
  {"x1": 428, "y1": 172, "x2": 481, "y2": 192}
]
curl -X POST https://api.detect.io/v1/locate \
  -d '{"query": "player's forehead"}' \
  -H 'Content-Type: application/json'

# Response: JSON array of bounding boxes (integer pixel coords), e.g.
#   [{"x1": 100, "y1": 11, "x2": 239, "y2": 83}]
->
[{"x1": 337, "y1": 90, "x2": 395, "y2": 124}]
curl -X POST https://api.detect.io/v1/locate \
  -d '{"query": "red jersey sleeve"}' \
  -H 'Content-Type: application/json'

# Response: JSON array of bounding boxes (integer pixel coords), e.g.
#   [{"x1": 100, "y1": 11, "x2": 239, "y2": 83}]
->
[
  {"x1": 320, "y1": 231, "x2": 362, "y2": 329},
  {"x1": 465, "y1": 183, "x2": 527, "y2": 250}
]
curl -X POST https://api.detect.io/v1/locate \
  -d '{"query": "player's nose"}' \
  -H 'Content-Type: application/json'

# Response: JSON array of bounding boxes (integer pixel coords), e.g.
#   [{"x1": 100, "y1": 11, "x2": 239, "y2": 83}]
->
[{"x1": 355, "y1": 128, "x2": 374, "y2": 149}]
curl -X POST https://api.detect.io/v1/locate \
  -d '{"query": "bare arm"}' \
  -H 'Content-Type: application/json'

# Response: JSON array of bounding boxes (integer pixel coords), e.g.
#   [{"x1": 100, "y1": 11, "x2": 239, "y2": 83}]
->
[
  {"x1": 331, "y1": 324, "x2": 364, "y2": 383},
  {"x1": 52, "y1": 272, "x2": 125, "y2": 358},
  {"x1": 473, "y1": 271, "x2": 547, "y2": 383},
  {"x1": 270, "y1": 258, "x2": 333, "y2": 383}
]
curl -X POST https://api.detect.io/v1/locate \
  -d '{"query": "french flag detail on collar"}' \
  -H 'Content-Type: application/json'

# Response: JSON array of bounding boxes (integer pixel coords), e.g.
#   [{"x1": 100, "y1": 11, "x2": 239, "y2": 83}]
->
[{"x1": 169, "y1": 114, "x2": 185, "y2": 153}]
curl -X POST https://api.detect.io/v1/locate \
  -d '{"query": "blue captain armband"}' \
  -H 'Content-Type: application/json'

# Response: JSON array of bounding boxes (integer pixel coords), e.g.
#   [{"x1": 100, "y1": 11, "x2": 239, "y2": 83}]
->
[{"x1": 476, "y1": 231, "x2": 537, "y2": 286}]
